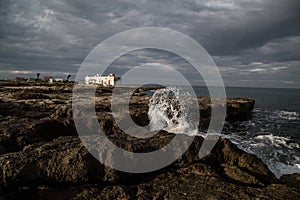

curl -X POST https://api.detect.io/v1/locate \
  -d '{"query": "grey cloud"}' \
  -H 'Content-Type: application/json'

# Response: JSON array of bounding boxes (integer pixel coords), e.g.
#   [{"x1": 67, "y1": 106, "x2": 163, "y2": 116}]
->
[
  {"x1": 190, "y1": 0, "x2": 300, "y2": 55},
  {"x1": 0, "y1": 0, "x2": 299, "y2": 88},
  {"x1": 252, "y1": 36, "x2": 300, "y2": 62}
]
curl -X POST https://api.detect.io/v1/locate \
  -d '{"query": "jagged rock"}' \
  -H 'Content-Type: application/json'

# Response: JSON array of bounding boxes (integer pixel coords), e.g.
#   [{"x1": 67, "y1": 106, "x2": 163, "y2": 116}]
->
[
  {"x1": 0, "y1": 116, "x2": 77, "y2": 154},
  {"x1": 0, "y1": 85, "x2": 256, "y2": 155},
  {"x1": 2, "y1": 163, "x2": 299, "y2": 200},
  {"x1": 202, "y1": 138, "x2": 277, "y2": 186},
  {"x1": 0, "y1": 99, "x2": 57, "y2": 119},
  {"x1": 226, "y1": 98, "x2": 255, "y2": 120},
  {"x1": 0, "y1": 137, "x2": 103, "y2": 188},
  {"x1": 0, "y1": 134, "x2": 278, "y2": 189},
  {"x1": 0, "y1": 132, "x2": 299, "y2": 199},
  {"x1": 0, "y1": 117, "x2": 38, "y2": 153},
  {"x1": 135, "y1": 163, "x2": 299, "y2": 200},
  {"x1": 29, "y1": 118, "x2": 77, "y2": 139},
  {"x1": 1, "y1": 84, "x2": 298, "y2": 199}
]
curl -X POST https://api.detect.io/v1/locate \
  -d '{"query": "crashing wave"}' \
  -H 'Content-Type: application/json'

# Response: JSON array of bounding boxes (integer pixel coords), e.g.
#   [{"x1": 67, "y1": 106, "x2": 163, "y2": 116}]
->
[{"x1": 147, "y1": 87, "x2": 199, "y2": 136}]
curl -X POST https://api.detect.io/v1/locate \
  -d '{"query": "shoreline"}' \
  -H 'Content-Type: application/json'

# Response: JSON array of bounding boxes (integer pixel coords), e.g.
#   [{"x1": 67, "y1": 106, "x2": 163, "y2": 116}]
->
[{"x1": 0, "y1": 84, "x2": 299, "y2": 199}]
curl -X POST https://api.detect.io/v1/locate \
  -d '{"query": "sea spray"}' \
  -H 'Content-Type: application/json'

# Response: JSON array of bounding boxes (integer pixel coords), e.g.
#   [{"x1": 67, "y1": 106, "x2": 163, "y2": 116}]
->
[{"x1": 147, "y1": 87, "x2": 199, "y2": 136}]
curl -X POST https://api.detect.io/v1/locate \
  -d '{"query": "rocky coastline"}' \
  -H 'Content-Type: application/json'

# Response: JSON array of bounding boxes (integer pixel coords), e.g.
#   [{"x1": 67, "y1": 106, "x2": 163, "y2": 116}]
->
[{"x1": 0, "y1": 83, "x2": 299, "y2": 199}]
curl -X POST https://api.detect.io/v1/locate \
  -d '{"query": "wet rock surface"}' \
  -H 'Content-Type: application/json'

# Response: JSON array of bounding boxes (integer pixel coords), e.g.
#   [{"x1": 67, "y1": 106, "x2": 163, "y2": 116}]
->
[{"x1": 0, "y1": 84, "x2": 299, "y2": 199}]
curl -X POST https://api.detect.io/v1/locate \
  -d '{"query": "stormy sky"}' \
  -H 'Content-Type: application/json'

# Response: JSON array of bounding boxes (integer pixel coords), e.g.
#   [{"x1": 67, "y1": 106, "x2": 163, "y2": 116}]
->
[{"x1": 0, "y1": 0, "x2": 299, "y2": 88}]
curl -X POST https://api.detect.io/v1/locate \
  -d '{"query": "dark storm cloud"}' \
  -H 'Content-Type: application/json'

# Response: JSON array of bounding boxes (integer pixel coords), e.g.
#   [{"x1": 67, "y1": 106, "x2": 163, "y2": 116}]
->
[
  {"x1": 196, "y1": 0, "x2": 300, "y2": 55},
  {"x1": 0, "y1": 0, "x2": 299, "y2": 87}
]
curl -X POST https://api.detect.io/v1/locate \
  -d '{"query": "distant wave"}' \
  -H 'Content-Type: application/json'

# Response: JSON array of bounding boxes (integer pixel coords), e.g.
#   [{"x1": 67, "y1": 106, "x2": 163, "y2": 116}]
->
[{"x1": 275, "y1": 110, "x2": 299, "y2": 120}]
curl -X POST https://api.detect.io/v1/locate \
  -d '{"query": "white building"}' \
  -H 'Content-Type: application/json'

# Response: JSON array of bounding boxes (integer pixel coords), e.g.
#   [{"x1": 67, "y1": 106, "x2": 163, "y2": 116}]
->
[
  {"x1": 54, "y1": 78, "x2": 64, "y2": 82},
  {"x1": 85, "y1": 73, "x2": 115, "y2": 86}
]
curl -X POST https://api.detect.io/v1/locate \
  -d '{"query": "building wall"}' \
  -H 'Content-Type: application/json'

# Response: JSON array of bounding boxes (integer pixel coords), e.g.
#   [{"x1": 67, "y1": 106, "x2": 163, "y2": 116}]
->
[{"x1": 85, "y1": 74, "x2": 115, "y2": 86}]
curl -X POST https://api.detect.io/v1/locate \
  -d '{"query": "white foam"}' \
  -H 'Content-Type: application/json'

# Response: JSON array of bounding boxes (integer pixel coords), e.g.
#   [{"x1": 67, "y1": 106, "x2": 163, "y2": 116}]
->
[
  {"x1": 254, "y1": 134, "x2": 299, "y2": 149},
  {"x1": 275, "y1": 110, "x2": 299, "y2": 120},
  {"x1": 268, "y1": 161, "x2": 300, "y2": 178},
  {"x1": 230, "y1": 134, "x2": 300, "y2": 178},
  {"x1": 148, "y1": 87, "x2": 198, "y2": 136},
  {"x1": 249, "y1": 142, "x2": 266, "y2": 148}
]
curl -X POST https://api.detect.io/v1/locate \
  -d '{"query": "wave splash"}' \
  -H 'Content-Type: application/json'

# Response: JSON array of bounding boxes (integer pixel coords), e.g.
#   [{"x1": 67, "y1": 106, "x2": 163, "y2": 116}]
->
[
  {"x1": 147, "y1": 87, "x2": 300, "y2": 178},
  {"x1": 148, "y1": 87, "x2": 198, "y2": 136}
]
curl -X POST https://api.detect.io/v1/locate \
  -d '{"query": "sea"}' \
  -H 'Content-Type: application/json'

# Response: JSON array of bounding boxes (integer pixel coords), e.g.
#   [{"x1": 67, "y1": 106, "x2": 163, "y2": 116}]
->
[
  {"x1": 146, "y1": 86, "x2": 300, "y2": 178},
  {"x1": 193, "y1": 86, "x2": 300, "y2": 178}
]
